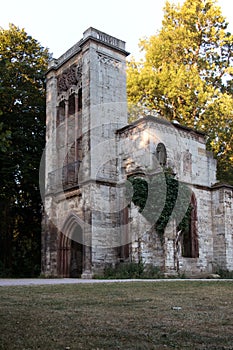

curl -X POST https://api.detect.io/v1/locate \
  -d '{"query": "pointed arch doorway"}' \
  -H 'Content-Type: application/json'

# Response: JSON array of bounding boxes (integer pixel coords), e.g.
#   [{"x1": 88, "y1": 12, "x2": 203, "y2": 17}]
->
[
  {"x1": 70, "y1": 227, "x2": 83, "y2": 278},
  {"x1": 58, "y1": 213, "x2": 84, "y2": 278}
]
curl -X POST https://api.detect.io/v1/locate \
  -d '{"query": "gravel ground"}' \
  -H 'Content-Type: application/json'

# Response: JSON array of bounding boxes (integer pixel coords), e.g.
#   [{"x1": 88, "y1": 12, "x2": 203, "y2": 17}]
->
[{"x1": 0, "y1": 278, "x2": 230, "y2": 286}]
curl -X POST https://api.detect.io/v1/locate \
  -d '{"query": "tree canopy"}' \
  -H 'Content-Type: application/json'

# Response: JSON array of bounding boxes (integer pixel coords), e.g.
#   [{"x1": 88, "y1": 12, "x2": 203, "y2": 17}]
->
[
  {"x1": 0, "y1": 24, "x2": 50, "y2": 276},
  {"x1": 127, "y1": 0, "x2": 233, "y2": 184}
]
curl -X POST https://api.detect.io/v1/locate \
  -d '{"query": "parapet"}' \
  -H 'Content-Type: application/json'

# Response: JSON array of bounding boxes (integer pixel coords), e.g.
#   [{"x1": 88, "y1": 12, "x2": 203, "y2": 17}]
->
[{"x1": 48, "y1": 27, "x2": 129, "y2": 72}]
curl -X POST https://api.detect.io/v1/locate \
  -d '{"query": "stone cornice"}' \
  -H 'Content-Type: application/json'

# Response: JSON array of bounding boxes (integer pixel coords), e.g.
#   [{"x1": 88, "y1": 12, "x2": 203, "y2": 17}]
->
[
  {"x1": 211, "y1": 183, "x2": 233, "y2": 191},
  {"x1": 47, "y1": 27, "x2": 129, "y2": 74},
  {"x1": 117, "y1": 116, "x2": 206, "y2": 139}
]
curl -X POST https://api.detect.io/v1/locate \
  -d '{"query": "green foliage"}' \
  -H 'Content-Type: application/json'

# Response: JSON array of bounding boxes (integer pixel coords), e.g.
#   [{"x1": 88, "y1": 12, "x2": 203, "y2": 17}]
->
[
  {"x1": 0, "y1": 260, "x2": 12, "y2": 278},
  {"x1": 99, "y1": 262, "x2": 163, "y2": 279},
  {"x1": 0, "y1": 120, "x2": 11, "y2": 152},
  {"x1": 126, "y1": 177, "x2": 149, "y2": 212},
  {"x1": 126, "y1": 172, "x2": 192, "y2": 241},
  {"x1": 177, "y1": 204, "x2": 192, "y2": 235},
  {"x1": 103, "y1": 262, "x2": 145, "y2": 279},
  {"x1": 216, "y1": 268, "x2": 233, "y2": 279},
  {"x1": 0, "y1": 24, "x2": 50, "y2": 276},
  {"x1": 127, "y1": 0, "x2": 233, "y2": 184},
  {"x1": 141, "y1": 264, "x2": 164, "y2": 279}
]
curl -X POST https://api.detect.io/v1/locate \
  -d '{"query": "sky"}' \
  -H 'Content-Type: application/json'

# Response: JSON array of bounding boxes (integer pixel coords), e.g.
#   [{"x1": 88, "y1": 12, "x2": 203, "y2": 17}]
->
[{"x1": 1, "y1": 0, "x2": 233, "y2": 60}]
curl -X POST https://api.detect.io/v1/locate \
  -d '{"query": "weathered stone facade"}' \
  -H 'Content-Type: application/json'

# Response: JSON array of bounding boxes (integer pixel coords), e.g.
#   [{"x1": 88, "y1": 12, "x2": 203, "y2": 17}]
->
[{"x1": 42, "y1": 28, "x2": 233, "y2": 277}]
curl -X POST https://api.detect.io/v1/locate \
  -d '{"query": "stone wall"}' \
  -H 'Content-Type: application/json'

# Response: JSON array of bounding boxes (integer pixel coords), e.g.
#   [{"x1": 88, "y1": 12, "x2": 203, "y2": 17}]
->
[
  {"x1": 212, "y1": 185, "x2": 233, "y2": 271},
  {"x1": 116, "y1": 116, "x2": 220, "y2": 276},
  {"x1": 117, "y1": 117, "x2": 217, "y2": 187}
]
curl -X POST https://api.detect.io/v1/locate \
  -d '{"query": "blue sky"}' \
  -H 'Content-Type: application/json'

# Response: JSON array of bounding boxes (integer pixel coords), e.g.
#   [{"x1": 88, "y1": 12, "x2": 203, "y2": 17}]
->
[{"x1": 1, "y1": 0, "x2": 232, "y2": 59}]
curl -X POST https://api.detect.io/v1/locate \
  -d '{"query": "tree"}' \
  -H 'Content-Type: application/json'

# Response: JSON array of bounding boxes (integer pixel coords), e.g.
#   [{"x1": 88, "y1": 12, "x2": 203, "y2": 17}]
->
[
  {"x1": 0, "y1": 61, "x2": 11, "y2": 152},
  {"x1": 0, "y1": 117, "x2": 10, "y2": 152},
  {"x1": 0, "y1": 24, "x2": 50, "y2": 276},
  {"x1": 127, "y1": 0, "x2": 233, "y2": 184}
]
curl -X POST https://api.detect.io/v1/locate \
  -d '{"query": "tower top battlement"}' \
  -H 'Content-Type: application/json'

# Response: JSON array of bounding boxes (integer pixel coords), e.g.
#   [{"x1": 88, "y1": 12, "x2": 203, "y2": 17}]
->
[{"x1": 48, "y1": 27, "x2": 129, "y2": 72}]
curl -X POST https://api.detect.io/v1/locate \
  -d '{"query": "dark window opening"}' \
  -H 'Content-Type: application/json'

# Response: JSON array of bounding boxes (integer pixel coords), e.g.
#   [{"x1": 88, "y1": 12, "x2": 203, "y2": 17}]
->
[
  {"x1": 156, "y1": 143, "x2": 167, "y2": 167},
  {"x1": 57, "y1": 101, "x2": 65, "y2": 126},
  {"x1": 182, "y1": 229, "x2": 192, "y2": 257},
  {"x1": 68, "y1": 94, "x2": 75, "y2": 116},
  {"x1": 181, "y1": 193, "x2": 199, "y2": 258},
  {"x1": 78, "y1": 88, "x2": 82, "y2": 111},
  {"x1": 76, "y1": 137, "x2": 82, "y2": 161},
  {"x1": 117, "y1": 207, "x2": 130, "y2": 261}
]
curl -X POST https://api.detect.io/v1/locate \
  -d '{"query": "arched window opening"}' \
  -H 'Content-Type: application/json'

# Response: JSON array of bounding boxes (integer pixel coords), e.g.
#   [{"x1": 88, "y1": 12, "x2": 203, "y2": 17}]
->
[
  {"x1": 181, "y1": 193, "x2": 199, "y2": 258},
  {"x1": 62, "y1": 148, "x2": 80, "y2": 190},
  {"x1": 117, "y1": 207, "x2": 130, "y2": 262},
  {"x1": 76, "y1": 136, "x2": 82, "y2": 161},
  {"x1": 156, "y1": 143, "x2": 167, "y2": 167},
  {"x1": 68, "y1": 94, "x2": 75, "y2": 117},
  {"x1": 57, "y1": 100, "x2": 65, "y2": 126},
  {"x1": 78, "y1": 88, "x2": 82, "y2": 111}
]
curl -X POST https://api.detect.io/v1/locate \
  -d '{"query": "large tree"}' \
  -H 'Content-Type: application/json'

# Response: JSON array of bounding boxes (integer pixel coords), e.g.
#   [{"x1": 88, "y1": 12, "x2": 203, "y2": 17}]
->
[
  {"x1": 127, "y1": 0, "x2": 233, "y2": 184},
  {"x1": 0, "y1": 24, "x2": 49, "y2": 276}
]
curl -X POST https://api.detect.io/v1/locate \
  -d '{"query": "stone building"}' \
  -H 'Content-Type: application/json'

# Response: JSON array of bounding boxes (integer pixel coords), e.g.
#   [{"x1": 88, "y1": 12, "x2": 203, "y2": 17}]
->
[{"x1": 41, "y1": 27, "x2": 233, "y2": 277}]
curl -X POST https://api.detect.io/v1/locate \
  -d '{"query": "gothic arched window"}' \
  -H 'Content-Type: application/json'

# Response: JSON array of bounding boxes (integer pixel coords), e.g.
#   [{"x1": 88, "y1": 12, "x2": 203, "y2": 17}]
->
[
  {"x1": 57, "y1": 100, "x2": 65, "y2": 126},
  {"x1": 182, "y1": 193, "x2": 199, "y2": 258},
  {"x1": 68, "y1": 94, "x2": 75, "y2": 117},
  {"x1": 156, "y1": 143, "x2": 167, "y2": 167}
]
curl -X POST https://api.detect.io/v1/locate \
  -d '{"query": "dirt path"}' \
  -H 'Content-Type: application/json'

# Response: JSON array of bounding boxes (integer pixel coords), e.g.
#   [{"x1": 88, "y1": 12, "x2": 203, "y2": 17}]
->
[{"x1": 0, "y1": 278, "x2": 230, "y2": 286}]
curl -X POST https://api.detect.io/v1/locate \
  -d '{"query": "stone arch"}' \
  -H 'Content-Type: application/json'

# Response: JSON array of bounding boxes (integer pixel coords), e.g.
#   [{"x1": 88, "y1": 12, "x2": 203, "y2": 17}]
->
[
  {"x1": 58, "y1": 212, "x2": 84, "y2": 277},
  {"x1": 181, "y1": 192, "x2": 199, "y2": 258}
]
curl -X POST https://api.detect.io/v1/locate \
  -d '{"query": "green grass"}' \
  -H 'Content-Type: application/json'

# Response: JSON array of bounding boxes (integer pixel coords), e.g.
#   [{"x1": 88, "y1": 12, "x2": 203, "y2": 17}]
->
[{"x1": 0, "y1": 281, "x2": 233, "y2": 349}]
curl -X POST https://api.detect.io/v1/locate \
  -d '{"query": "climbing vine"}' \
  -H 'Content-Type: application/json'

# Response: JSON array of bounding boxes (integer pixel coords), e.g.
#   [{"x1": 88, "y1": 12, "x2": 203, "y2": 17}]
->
[{"x1": 126, "y1": 171, "x2": 192, "y2": 242}]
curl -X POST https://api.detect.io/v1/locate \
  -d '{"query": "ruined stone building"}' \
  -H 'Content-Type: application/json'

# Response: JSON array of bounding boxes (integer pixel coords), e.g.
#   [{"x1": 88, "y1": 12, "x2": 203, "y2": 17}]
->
[{"x1": 42, "y1": 28, "x2": 233, "y2": 277}]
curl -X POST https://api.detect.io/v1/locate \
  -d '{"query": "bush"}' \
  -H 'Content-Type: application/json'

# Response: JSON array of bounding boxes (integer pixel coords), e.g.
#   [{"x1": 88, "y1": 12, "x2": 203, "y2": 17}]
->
[
  {"x1": 141, "y1": 264, "x2": 163, "y2": 279},
  {"x1": 96, "y1": 262, "x2": 163, "y2": 279},
  {"x1": 0, "y1": 260, "x2": 12, "y2": 278},
  {"x1": 217, "y1": 268, "x2": 233, "y2": 279}
]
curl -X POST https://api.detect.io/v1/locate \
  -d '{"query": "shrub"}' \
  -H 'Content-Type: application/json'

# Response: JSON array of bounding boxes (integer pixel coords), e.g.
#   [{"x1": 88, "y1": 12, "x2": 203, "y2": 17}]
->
[
  {"x1": 217, "y1": 268, "x2": 233, "y2": 279},
  {"x1": 95, "y1": 262, "x2": 163, "y2": 279}
]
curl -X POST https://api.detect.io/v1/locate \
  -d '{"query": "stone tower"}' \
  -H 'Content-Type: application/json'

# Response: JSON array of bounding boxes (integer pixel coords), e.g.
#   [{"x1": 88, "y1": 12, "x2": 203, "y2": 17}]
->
[{"x1": 42, "y1": 28, "x2": 129, "y2": 277}]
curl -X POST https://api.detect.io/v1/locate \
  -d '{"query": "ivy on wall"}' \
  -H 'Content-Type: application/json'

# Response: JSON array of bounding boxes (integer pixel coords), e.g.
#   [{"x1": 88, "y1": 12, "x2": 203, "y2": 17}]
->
[{"x1": 126, "y1": 171, "x2": 192, "y2": 242}]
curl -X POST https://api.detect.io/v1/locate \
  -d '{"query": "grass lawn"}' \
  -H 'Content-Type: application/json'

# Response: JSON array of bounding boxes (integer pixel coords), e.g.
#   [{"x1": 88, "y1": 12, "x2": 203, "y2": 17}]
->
[{"x1": 0, "y1": 281, "x2": 233, "y2": 349}]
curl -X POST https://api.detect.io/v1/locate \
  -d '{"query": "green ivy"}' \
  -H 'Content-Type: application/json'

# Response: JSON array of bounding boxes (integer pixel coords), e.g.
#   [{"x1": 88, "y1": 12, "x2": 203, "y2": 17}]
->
[{"x1": 126, "y1": 171, "x2": 192, "y2": 242}]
